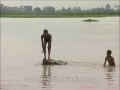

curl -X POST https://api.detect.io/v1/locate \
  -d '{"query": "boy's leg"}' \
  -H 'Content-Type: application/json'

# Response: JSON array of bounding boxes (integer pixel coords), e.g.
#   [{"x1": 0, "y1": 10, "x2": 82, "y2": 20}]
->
[
  {"x1": 43, "y1": 42, "x2": 47, "y2": 60},
  {"x1": 48, "y1": 42, "x2": 51, "y2": 60}
]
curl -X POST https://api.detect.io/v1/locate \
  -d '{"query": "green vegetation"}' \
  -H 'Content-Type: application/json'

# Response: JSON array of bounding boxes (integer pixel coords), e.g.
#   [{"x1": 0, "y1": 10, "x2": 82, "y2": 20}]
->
[
  {"x1": 0, "y1": 14, "x2": 119, "y2": 18},
  {"x1": 0, "y1": 11, "x2": 119, "y2": 18}
]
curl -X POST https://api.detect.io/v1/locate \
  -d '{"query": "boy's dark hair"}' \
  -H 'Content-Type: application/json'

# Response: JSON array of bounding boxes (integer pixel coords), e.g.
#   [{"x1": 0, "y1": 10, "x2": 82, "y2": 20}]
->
[
  {"x1": 107, "y1": 50, "x2": 112, "y2": 54},
  {"x1": 44, "y1": 29, "x2": 48, "y2": 33}
]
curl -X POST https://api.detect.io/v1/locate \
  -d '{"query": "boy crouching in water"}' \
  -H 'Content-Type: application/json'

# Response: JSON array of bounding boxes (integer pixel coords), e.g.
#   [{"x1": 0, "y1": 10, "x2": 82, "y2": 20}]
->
[{"x1": 103, "y1": 50, "x2": 115, "y2": 67}]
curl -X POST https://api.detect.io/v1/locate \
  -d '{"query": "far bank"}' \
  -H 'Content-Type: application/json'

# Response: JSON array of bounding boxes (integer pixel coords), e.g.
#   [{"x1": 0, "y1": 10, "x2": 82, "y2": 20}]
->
[{"x1": 0, "y1": 14, "x2": 119, "y2": 18}]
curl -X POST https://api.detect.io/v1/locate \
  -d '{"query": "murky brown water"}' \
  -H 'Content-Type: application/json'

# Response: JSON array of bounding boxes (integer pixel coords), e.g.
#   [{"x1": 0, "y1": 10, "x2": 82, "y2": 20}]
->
[{"x1": 1, "y1": 17, "x2": 119, "y2": 90}]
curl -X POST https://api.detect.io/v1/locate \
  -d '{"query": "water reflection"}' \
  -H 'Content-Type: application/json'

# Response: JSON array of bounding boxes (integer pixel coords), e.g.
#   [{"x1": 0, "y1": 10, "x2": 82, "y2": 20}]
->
[
  {"x1": 41, "y1": 65, "x2": 52, "y2": 90},
  {"x1": 104, "y1": 66, "x2": 115, "y2": 86}
]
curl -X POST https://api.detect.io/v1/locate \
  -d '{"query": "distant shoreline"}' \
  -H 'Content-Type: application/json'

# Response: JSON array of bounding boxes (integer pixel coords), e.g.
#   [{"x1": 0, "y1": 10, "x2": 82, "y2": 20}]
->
[{"x1": 0, "y1": 14, "x2": 119, "y2": 18}]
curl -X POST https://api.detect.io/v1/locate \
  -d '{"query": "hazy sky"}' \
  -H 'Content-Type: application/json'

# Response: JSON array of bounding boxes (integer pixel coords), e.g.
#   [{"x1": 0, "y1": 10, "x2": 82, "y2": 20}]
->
[{"x1": 1, "y1": 0, "x2": 119, "y2": 10}]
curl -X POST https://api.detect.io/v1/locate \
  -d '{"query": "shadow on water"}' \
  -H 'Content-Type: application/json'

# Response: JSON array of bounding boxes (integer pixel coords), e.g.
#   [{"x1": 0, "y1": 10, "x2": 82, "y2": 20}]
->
[
  {"x1": 41, "y1": 65, "x2": 52, "y2": 90},
  {"x1": 104, "y1": 66, "x2": 116, "y2": 86}
]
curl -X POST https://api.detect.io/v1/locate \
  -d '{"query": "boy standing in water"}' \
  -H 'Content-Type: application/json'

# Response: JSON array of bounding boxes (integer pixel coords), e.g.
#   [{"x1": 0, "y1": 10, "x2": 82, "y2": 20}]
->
[
  {"x1": 103, "y1": 50, "x2": 116, "y2": 67},
  {"x1": 41, "y1": 29, "x2": 52, "y2": 60}
]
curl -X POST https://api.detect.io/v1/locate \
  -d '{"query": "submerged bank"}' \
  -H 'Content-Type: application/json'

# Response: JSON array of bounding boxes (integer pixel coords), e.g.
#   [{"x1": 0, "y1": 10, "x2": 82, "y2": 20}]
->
[{"x1": 0, "y1": 14, "x2": 119, "y2": 18}]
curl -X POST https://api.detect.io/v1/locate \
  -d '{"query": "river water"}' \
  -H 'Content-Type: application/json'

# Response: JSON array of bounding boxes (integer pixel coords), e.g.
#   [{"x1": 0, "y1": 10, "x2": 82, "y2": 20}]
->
[{"x1": 1, "y1": 17, "x2": 119, "y2": 90}]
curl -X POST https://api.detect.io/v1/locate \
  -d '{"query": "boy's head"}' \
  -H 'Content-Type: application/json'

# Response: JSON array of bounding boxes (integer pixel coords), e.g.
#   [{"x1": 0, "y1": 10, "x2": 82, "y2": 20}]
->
[
  {"x1": 107, "y1": 50, "x2": 112, "y2": 56},
  {"x1": 44, "y1": 29, "x2": 48, "y2": 33}
]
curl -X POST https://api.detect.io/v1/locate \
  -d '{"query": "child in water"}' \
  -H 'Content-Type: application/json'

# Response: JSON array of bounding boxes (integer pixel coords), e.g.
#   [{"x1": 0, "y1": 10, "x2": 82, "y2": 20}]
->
[
  {"x1": 103, "y1": 50, "x2": 115, "y2": 67},
  {"x1": 41, "y1": 29, "x2": 52, "y2": 60}
]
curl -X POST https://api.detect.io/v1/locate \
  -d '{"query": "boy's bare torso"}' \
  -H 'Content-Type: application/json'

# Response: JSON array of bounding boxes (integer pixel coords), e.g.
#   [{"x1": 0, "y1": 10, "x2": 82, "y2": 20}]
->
[
  {"x1": 105, "y1": 56, "x2": 115, "y2": 66},
  {"x1": 41, "y1": 33, "x2": 52, "y2": 41}
]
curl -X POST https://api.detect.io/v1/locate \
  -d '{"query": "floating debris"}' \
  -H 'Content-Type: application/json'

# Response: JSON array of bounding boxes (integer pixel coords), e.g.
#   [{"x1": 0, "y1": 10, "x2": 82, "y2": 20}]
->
[{"x1": 83, "y1": 19, "x2": 99, "y2": 22}]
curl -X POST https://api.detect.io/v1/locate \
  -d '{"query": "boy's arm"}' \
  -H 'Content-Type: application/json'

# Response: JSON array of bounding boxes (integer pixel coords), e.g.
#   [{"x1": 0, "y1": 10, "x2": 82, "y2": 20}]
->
[
  {"x1": 113, "y1": 58, "x2": 116, "y2": 67},
  {"x1": 51, "y1": 35, "x2": 52, "y2": 42},
  {"x1": 41, "y1": 35, "x2": 44, "y2": 49},
  {"x1": 103, "y1": 57, "x2": 107, "y2": 67}
]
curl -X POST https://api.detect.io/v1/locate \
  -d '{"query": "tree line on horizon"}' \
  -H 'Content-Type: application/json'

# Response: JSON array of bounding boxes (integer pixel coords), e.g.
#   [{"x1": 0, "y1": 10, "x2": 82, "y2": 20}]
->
[{"x1": 0, "y1": 4, "x2": 119, "y2": 16}]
